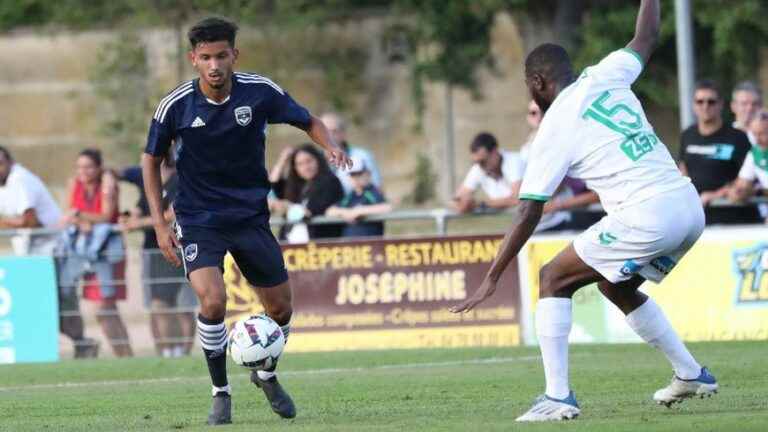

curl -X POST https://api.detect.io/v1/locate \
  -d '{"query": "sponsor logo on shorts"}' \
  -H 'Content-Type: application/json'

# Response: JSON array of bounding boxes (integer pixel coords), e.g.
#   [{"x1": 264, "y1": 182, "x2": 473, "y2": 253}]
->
[
  {"x1": 619, "y1": 259, "x2": 643, "y2": 276},
  {"x1": 732, "y1": 243, "x2": 768, "y2": 304},
  {"x1": 649, "y1": 256, "x2": 676, "y2": 275},
  {"x1": 184, "y1": 243, "x2": 198, "y2": 262}
]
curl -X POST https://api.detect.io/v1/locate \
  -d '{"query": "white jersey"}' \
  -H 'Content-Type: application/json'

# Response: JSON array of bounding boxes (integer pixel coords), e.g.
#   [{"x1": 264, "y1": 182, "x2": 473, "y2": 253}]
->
[
  {"x1": 737, "y1": 148, "x2": 768, "y2": 188},
  {"x1": 519, "y1": 49, "x2": 690, "y2": 214},
  {"x1": 462, "y1": 150, "x2": 524, "y2": 199},
  {"x1": 0, "y1": 163, "x2": 61, "y2": 227}
]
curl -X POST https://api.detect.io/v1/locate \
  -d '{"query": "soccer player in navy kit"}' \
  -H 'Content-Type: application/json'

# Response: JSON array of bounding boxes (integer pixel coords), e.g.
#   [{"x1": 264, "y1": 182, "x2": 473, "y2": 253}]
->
[{"x1": 142, "y1": 18, "x2": 351, "y2": 425}]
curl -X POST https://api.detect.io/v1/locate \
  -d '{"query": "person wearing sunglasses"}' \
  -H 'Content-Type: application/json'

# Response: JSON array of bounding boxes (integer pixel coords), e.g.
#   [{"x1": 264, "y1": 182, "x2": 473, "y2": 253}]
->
[{"x1": 679, "y1": 79, "x2": 760, "y2": 224}]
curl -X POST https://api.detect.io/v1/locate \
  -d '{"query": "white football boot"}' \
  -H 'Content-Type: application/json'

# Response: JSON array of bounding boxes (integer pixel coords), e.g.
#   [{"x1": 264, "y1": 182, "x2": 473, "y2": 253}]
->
[
  {"x1": 515, "y1": 391, "x2": 581, "y2": 422},
  {"x1": 653, "y1": 367, "x2": 718, "y2": 408}
]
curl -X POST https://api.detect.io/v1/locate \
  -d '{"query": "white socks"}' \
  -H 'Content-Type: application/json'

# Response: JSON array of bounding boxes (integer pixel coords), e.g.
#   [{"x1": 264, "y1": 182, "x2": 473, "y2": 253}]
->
[
  {"x1": 536, "y1": 297, "x2": 572, "y2": 400},
  {"x1": 625, "y1": 298, "x2": 701, "y2": 380},
  {"x1": 211, "y1": 384, "x2": 231, "y2": 396}
]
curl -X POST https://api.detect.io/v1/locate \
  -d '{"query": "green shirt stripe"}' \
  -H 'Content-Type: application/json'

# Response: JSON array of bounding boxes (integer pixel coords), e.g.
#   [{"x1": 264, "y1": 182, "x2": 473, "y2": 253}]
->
[
  {"x1": 621, "y1": 47, "x2": 644, "y2": 68},
  {"x1": 519, "y1": 193, "x2": 550, "y2": 202}
]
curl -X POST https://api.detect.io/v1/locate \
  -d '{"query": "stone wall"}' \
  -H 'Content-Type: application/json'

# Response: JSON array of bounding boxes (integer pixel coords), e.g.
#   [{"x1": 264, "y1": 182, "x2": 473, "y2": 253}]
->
[{"x1": 0, "y1": 15, "x2": 537, "y2": 207}]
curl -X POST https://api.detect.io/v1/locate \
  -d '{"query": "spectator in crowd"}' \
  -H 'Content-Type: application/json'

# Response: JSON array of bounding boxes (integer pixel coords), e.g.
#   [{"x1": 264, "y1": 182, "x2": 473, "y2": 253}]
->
[
  {"x1": 0, "y1": 146, "x2": 98, "y2": 358},
  {"x1": 519, "y1": 100, "x2": 543, "y2": 162},
  {"x1": 731, "y1": 81, "x2": 763, "y2": 142},
  {"x1": 59, "y1": 148, "x2": 133, "y2": 357},
  {"x1": 320, "y1": 112, "x2": 382, "y2": 193},
  {"x1": 325, "y1": 156, "x2": 392, "y2": 237},
  {"x1": 728, "y1": 110, "x2": 768, "y2": 218},
  {"x1": 0, "y1": 146, "x2": 61, "y2": 252},
  {"x1": 120, "y1": 159, "x2": 197, "y2": 357},
  {"x1": 270, "y1": 144, "x2": 345, "y2": 242},
  {"x1": 679, "y1": 79, "x2": 760, "y2": 224},
  {"x1": 453, "y1": 132, "x2": 571, "y2": 231}
]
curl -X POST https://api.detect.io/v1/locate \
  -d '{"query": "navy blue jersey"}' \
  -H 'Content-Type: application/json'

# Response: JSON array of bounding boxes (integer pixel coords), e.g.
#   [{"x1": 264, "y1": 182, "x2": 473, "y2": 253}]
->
[{"x1": 145, "y1": 72, "x2": 311, "y2": 227}]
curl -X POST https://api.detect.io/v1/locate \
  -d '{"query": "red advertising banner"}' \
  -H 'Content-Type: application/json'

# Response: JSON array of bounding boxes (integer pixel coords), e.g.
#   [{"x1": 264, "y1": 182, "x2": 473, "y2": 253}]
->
[{"x1": 224, "y1": 234, "x2": 521, "y2": 352}]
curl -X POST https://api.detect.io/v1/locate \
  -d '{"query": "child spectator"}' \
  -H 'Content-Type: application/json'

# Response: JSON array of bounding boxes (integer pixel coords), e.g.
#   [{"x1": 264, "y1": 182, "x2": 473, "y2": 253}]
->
[{"x1": 326, "y1": 156, "x2": 392, "y2": 237}]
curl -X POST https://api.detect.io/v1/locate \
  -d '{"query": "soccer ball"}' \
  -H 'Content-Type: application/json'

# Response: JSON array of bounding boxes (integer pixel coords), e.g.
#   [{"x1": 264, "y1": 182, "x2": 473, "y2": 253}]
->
[{"x1": 228, "y1": 314, "x2": 285, "y2": 371}]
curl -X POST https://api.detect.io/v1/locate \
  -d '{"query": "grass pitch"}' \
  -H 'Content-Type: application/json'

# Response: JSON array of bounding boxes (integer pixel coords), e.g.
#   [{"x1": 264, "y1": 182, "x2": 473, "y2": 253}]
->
[{"x1": 1, "y1": 341, "x2": 766, "y2": 431}]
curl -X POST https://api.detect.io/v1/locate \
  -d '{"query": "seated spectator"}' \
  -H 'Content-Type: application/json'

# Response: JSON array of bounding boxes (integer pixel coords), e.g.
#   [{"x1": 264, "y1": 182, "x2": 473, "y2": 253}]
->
[
  {"x1": 453, "y1": 132, "x2": 571, "y2": 231},
  {"x1": 731, "y1": 81, "x2": 763, "y2": 143},
  {"x1": 58, "y1": 148, "x2": 133, "y2": 357},
  {"x1": 0, "y1": 146, "x2": 98, "y2": 358},
  {"x1": 0, "y1": 146, "x2": 61, "y2": 253},
  {"x1": 326, "y1": 156, "x2": 392, "y2": 237},
  {"x1": 120, "y1": 159, "x2": 197, "y2": 357},
  {"x1": 679, "y1": 79, "x2": 760, "y2": 224},
  {"x1": 728, "y1": 110, "x2": 768, "y2": 218},
  {"x1": 320, "y1": 112, "x2": 382, "y2": 193},
  {"x1": 270, "y1": 144, "x2": 345, "y2": 242}
]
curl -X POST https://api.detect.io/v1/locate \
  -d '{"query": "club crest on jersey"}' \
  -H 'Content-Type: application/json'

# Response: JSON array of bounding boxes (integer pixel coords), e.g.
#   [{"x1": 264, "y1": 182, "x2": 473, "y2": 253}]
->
[
  {"x1": 234, "y1": 106, "x2": 252, "y2": 126},
  {"x1": 184, "y1": 244, "x2": 198, "y2": 262}
]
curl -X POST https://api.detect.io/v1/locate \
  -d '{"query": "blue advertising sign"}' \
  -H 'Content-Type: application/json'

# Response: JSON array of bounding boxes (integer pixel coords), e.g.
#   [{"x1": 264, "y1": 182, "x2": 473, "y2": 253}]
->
[{"x1": 0, "y1": 256, "x2": 59, "y2": 363}]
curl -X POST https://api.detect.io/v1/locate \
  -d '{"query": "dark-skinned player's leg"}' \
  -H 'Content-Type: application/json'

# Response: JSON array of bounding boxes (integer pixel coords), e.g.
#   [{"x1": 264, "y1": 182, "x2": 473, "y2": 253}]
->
[
  {"x1": 188, "y1": 266, "x2": 231, "y2": 425},
  {"x1": 597, "y1": 277, "x2": 714, "y2": 407},
  {"x1": 518, "y1": 243, "x2": 601, "y2": 421}
]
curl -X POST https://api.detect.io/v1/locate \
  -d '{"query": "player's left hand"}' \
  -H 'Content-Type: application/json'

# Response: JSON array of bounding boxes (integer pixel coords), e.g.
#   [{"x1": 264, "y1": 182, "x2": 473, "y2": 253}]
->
[
  {"x1": 326, "y1": 147, "x2": 353, "y2": 170},
  {"x1": 449, "y1": 276, "x2": 498, "y2": 313}
]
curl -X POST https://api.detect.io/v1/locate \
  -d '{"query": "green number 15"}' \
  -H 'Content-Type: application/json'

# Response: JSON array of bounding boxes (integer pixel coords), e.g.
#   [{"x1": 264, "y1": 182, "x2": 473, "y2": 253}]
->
[{"x1": 583, "y1": 90, "x2": 657, "y2": 162}]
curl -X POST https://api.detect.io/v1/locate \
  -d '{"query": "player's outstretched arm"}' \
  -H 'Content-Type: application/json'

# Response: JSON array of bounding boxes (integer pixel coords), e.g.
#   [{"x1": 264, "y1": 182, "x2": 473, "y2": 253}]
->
[
  {"x1": 450, "y1": 199, "x2": 543, "y2": 313},
  {"x1": 626, "y1": 0, "x2": 660, "y2": 64},
  {"x1": 304, "y1": 115, "x2": 353, "y2": 170}
]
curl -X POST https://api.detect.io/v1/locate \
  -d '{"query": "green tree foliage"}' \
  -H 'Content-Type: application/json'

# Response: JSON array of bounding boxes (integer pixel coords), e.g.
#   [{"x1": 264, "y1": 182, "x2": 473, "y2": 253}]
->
[
  {"x1": 3, "y1": 0, "x2": 766, "y2": 111},
  {"x1": 89, "y1": 32, "x2": 150, "y2": 162}
]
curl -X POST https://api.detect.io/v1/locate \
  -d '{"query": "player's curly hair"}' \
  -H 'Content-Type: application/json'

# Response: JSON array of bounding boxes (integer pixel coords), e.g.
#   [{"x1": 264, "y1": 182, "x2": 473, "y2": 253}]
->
[
  {"x1": 188, "y1": 17, "x2": 238, "y2": 48},
  {"x1": 525, "y1": 43, "x2": 573, "y2": 83}
]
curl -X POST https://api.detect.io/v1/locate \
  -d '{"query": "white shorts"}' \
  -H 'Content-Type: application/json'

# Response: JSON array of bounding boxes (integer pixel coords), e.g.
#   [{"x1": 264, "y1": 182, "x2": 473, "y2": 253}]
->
[{"x1": 573, "y1": 183, "x2": 704, "y2": 284}]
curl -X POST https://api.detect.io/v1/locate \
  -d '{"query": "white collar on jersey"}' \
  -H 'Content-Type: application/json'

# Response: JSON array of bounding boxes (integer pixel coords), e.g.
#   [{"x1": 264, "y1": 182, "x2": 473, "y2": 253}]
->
[{"x1": 205, "y1": 95, "x2": 230, "y2": 105}]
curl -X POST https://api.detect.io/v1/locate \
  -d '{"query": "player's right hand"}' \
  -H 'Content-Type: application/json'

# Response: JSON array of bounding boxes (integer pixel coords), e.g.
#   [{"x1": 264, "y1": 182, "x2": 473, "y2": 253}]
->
[
  {"x1": 155, "y1": 224, "x2": 182, "y2": 267},
  {"x1": 327, "y1": 147, "x2": 353, "y2": 170},
  {"x1": 449, "y1": 276, "x2": 498, "y2": 313}
]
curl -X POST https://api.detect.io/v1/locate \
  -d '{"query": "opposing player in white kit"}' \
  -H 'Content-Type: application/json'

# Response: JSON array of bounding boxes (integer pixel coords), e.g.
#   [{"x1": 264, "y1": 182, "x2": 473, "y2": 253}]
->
[{"x1": 451, "y1": 0, "x2": 718, "y2": 422}]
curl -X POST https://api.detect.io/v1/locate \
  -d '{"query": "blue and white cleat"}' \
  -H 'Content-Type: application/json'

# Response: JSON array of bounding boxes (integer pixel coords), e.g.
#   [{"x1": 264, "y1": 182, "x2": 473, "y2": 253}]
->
[
  {"x1": 653, "y1": 367, "x2": 718, "y2": 408},
  {"x1": 515, "y1": 391, "x2": 581, "y2": 422}
]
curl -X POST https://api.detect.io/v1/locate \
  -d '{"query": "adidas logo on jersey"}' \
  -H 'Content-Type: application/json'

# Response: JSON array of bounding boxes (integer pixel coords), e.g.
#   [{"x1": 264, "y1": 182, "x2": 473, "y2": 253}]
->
[{"x1": 191, "y1": 117, "x2": 206, "y2": 128}]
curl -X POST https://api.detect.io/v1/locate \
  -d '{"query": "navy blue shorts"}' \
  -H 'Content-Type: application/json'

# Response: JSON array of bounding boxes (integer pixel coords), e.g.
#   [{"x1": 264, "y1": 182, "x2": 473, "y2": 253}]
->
[{"x1": 175, "y1": 221, "x2": 288, "y2": 288}]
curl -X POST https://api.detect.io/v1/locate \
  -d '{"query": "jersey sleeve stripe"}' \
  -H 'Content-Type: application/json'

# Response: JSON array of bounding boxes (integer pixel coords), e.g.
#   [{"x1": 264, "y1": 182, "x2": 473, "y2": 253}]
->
[
  {"x1": 620, "y1": 47, "x2": 644, "y2": 68},
  {"x1": 236, "y1": 78, "x2": 285, "y2": 95},
  {"x1": 519, "y1": 193, "x2": 550, "y2": 202},
  {"x1": 235, "y1": 73, "x2": 284, "y2": 94},
  {"x1": 156, "y1": 88, "x2": 193, "y2": 123},
  {"x1": 153, "y1": 82, "x2": 193, "y2": 119}
]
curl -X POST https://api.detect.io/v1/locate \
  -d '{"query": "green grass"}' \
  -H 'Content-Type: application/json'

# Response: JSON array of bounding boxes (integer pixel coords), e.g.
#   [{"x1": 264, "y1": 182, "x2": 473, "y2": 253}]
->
[{"x1": 1, "y1": 342, "x2": 766, "y2": 431}]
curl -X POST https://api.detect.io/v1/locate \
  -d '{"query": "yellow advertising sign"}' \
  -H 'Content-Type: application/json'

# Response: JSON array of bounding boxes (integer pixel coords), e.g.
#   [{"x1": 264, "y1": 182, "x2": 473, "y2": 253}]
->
[{"x1": 644, "y1": 238, "x2": 768, "y2": 341}]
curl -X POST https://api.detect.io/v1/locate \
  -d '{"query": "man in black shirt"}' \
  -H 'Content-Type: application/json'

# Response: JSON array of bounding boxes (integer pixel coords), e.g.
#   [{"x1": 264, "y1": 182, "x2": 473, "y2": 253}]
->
[{"x1": 679, "y1": 79, "x2": 760, "y2": 224}]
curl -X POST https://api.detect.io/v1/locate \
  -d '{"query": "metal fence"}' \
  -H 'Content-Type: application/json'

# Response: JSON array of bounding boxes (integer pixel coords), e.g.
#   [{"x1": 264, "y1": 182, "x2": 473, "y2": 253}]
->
[{"x1": 0, "y1": 199, "x2": 764, "y2": 360}]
